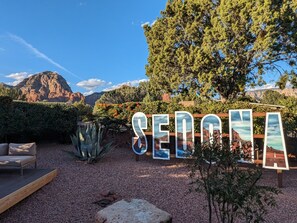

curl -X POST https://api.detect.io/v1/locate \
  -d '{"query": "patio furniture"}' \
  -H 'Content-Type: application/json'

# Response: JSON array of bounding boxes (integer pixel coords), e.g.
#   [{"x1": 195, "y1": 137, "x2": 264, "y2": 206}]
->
[{"x1": 0, "y1": 143, "x2": 37, "y2": 176}]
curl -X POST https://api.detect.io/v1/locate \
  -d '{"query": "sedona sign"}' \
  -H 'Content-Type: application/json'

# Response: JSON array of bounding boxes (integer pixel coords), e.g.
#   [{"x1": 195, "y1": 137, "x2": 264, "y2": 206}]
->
[{"x1": 132, "y1": 110, "x2": 289, "y2": 170}]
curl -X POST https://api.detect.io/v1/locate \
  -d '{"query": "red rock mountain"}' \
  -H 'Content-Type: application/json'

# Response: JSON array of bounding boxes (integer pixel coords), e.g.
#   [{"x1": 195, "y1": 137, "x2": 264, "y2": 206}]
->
[
  {"x1": 16, "y1": 71, "x2": 84, "y2": 102},
  {"x1": 246, "y1": 88, "x2": 297, "y2": 101}
]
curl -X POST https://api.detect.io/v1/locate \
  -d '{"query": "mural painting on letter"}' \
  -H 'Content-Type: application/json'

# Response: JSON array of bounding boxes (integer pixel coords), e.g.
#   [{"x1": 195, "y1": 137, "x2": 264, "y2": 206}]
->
[
  {"x1": 263, "y1": 113, "x2": 289, "y2": 170},
  {"x1": 201, "y1": 114, "x2": 222, "y2": 145},
  {"x1": 131, "y1": 110, "x2": 290, "y2": 171},
  {"x1": 229, "y1": 109, "x2": 254, "y2": 163},
  {"x1": 131, "y1": 112, "x2": 148, "y2": 155},
  {"x1": 153, "y1": 114, "x2": 170, "y2": 160},
  {"x1": 175, "y1": 111, "x2": 194, "y2": 158}
]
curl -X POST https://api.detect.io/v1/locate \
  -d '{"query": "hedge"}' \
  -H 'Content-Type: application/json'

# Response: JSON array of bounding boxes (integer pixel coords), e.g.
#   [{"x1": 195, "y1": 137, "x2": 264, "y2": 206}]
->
[{"x1": 0, "y1": 97, "x2": 78, "y2": 143}]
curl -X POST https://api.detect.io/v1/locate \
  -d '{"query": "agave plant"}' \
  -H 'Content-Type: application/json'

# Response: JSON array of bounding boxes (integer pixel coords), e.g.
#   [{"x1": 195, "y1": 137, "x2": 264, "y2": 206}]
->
[{"x1": 70, "y1": 122, "x2": 115, "y2": 163}]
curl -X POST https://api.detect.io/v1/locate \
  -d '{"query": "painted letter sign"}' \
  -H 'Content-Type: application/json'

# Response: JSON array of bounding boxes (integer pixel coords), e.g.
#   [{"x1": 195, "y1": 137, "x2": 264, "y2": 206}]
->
[
  {"x1": 201, "y1": 114, "x2": 222, "y2": 145},
  {"x1": 175, "y1": 111, "x2": 194, "y2": 158},
  {"x1": 229, "y1": 109, "x2": 254, "y2": 163},
  {"x1": 132, "y1": 112, "x2": 148, "y2": 155},
  {"x1": 132, "y1": 110, "x2": 289, "y2": 170},
  {"x1": 153, "y1": 114, "x2": 170, "y2": 160},
  {"x1": 263, "y1": 113, "x2": 289, "y2": 170}
]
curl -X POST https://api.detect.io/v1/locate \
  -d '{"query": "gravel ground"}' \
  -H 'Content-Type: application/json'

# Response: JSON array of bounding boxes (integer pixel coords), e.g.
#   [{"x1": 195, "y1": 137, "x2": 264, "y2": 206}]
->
[{"x1": 1, "y1": 143, "x2": 297, "y2": 223}]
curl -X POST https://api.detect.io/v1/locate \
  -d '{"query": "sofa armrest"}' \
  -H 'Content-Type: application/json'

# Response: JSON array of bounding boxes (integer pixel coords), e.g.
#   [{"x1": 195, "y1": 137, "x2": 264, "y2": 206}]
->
[{"x1": 0, "y1": 143, "x2": 8, "y2": 155}]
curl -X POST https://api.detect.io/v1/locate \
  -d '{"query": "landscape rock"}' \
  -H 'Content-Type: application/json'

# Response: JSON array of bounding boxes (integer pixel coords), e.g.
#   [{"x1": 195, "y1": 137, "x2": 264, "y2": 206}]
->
[{"x1": 95, "y1": 199, "x2": 172, "y2": 223}]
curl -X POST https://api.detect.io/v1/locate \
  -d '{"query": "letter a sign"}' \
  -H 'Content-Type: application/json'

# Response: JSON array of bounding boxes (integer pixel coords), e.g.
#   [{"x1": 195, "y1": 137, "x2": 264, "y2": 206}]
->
[{"x1": 263, "y1": 113, "x2": 289, "y2": 170}]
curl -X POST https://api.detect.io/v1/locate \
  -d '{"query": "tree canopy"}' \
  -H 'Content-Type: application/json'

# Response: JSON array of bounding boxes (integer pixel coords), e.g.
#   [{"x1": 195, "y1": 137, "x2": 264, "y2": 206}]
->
[
  {"x1": 144, "y1": 0, "x2": 297, "y2": 101},
  {"x1": 261, "y1": 90, "x2": 286, "y2": 105},
  {"x1": 97, "y1": 84, "x2": 147, "y2": 104},
  {"x1": 0, "y1": 84, "x2": 24, "y2": 100}
]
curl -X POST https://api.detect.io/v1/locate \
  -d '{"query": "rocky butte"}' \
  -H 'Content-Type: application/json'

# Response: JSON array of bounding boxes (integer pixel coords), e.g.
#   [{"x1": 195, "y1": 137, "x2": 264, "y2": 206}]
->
[
  {"x1": 246, "y1": 87, "x2": 297, "y2": 101},
  {"x1": 16, "y1": 71, "x2": 84, "y2": 103}
]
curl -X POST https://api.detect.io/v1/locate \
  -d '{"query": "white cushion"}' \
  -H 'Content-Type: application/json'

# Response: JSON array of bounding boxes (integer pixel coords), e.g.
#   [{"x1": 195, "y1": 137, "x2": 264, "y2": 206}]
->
[{"x1": 8, "y1": 143, "x2": 36, "y2": 156}]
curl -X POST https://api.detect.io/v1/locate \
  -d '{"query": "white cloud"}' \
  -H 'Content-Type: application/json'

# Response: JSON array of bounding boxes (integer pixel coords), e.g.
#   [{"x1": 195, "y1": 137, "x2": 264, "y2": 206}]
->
[
  {"x1": 7, "y1": 33, "x2": 81, "y2": 80},
  {"x1": 103, "y1": 79, "x2": 148, "y2": 92},
  {"x1": 5, "y1": 72, "x2": 31, "y2": 86},
  {"x1": 76, "y1": 78, "x2": 111, "y2": 90},
  {"x1": 141, "y1": 22, "x2": 150, "y2": 28},
  {"x1": 141, "y1": 20, "x2": 157, "y2": 28},
  {"x1": 79, "y1": 2, "x2": 86, "y2": 6},
  {"x1": 151, "y1": 20, "x2": 157, "y2": 26},
  {"x1": 83, "y1": 90, "x2": 94, "y2": 96}
]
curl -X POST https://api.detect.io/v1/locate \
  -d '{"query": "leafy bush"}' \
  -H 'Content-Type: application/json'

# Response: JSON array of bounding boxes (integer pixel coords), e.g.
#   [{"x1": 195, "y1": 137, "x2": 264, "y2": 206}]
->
[
  {"x1": 261, "y1": 90, "x2": 286, "y2": 105},
  {"x1": 98, "y1": 85, "x2": 146, "y2": 104},
  {"x1": 0, "y1": 100, "x2": 78, "y2": 142},
  {"x1": 72, "y1": 100, "x2": 94, "y2": 121},
  {"x1": 260, "y1": 91, "x2": 297, "y2": 135},
  {"x1": 0, "y1": 84, "x2": 24, "y2": 100},
  {"x1": 93, "y1": 102, "x2": 144, "y2": 122},
  {"x1": 189, "y1": 140, "x2": 280, "y2": 223}
]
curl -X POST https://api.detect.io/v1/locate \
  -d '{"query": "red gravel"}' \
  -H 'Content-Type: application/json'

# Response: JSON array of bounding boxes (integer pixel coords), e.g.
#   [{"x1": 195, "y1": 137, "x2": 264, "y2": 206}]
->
[{"x1": 1, "y1": 143, "x2": 297, "y2": 223}]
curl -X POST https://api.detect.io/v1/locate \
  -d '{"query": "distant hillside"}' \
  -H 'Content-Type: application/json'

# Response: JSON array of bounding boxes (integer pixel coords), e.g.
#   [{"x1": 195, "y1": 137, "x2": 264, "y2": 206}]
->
[
  {"x1": 247, "y1": 88, "x2": 297, "y2": 101},
  {"x1": 15, "y1": 71, "x2": 84, "y2": 103},
  {"x1": 85, "y1": 92, "x2": 104, "y2": 106},
  {"x1": 0, "y1": 83, "x2": 13, "y2": 89}
]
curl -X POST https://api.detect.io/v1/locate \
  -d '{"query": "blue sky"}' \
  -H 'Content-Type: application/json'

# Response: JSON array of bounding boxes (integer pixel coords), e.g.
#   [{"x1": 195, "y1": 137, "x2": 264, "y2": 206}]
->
[{"x1": 0, "y1": 0, "x2": 167, "y2": 95}]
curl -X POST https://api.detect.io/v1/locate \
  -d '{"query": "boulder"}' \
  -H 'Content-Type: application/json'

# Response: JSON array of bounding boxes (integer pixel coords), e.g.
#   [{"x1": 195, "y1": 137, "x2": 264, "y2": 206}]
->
[{"x1": 95, "y1": 199, "x2": 172, "y2": 223}]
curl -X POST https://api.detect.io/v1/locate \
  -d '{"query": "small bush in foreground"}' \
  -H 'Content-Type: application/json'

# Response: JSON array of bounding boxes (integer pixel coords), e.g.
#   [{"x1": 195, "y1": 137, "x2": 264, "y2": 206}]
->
[{"x1": 189, "y1": 140, "x2": 280, "y2": 223}]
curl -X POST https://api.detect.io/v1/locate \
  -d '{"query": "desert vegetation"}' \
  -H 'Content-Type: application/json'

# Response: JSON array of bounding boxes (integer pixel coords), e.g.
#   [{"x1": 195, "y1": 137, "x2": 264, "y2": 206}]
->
[{"x1": 1, "y1": 0, "x2": 297, "y2": 222}]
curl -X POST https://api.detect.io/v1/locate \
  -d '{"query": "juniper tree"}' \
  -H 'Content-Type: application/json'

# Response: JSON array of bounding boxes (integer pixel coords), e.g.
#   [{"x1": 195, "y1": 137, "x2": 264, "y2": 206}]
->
[{"x1": 144, "y1": 0, "x2": 297, "y2": 102}]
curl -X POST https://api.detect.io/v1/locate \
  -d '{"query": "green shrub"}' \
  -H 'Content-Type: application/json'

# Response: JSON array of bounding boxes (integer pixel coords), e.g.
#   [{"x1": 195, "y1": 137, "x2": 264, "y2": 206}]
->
[
  {"x1": 73, "y1": 100, "x2": 94, "y2": 121},
  {"x1": 189, "y1": 140, "x2": 280, "y2": 223},
  {"x1": 0, "y1": 100, "x2": 78, "y2": 143}
]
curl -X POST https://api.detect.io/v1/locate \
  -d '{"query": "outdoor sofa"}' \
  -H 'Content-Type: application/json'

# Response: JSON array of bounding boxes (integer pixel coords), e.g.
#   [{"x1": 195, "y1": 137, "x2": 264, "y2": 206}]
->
[{"x1": 0, "y1": 143, "x2": 37, "y2": 175}]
